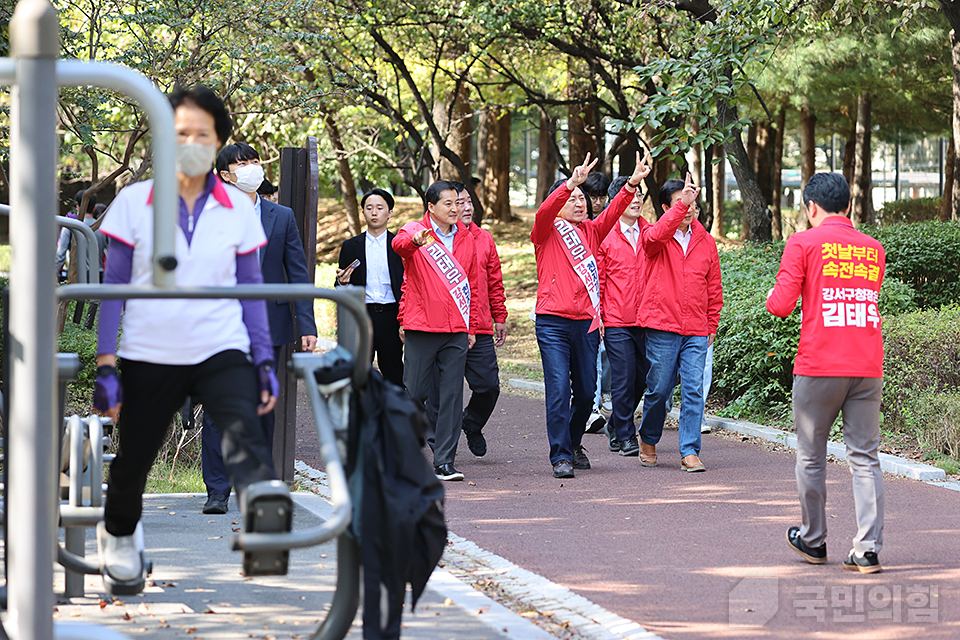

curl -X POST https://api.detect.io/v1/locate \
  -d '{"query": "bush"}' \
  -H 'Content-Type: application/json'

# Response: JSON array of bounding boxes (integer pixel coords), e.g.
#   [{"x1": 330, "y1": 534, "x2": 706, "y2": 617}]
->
[
  {"x1": 906, "y1": 390, "x2": 960, "y2": 460},
  {"x1": 57, "y1": 306, "x2": 99, "y2": 410},
  {"x1": 880, "y1": 304, "x2": 960, "y2": 437},
  {"x1": 862, "y1": 221, "x2": 960, "y2": 308},
  {"x1": 878, "y1": 197, "x2": 941, "y2": 226}
]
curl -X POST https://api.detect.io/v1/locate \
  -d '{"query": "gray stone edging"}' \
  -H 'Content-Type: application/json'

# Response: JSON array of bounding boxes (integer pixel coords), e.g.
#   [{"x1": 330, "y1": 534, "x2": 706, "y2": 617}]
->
[{"x1": 506, "y1": 378, "x2": 946, "y2": 482}]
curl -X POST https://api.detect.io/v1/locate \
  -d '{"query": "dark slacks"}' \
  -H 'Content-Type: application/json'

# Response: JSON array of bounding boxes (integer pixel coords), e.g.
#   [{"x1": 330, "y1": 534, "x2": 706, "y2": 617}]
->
[
  {"x1": 535, "y1": 314, "x2": 599, "y2": 465},
  {"x1": 368, "y1": 302, "x2": 404, "y2": 387},
  {"x1": 105, "y1": 350, "x2": 276, "y2": 536},
  {"x1": 201, "y1": 346, "x2": 280, "y2": 496},
  {"x1": 404, "y1": 330, "x2": 468, "y2": 467},
  {"x1": 461, "y1": 333, "x2": 501, "y2": 435},
  {"x1": 603, "y1": 326, "x2": 648, "y2": 442}
]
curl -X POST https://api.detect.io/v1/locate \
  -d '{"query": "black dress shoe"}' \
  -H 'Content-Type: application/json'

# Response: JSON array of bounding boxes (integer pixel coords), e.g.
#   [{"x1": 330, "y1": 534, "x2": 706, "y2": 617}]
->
[
  {"x1": 552, "y1": 460, "x2": 575, "y2": 478},
  {"x1": 618, "y1": 435, "x2": 640, "y2": 457},
  {"x1": 434, "y1": 464, "x2": 464, "y2": 481},
  {"x1": 202, "y1": 493, "x2": 229, "y2": 515},
  {"x1": 463, "y1": 428, "x2": 487, "y2": 457},
  {"x1": 605, "y1": 421, "x2": 620, "y2": 452},
  {"x1": 786, "y1": 526, "x2": 827, "y2": 564},
  {"x1": 572, "y1": 445, "x2": 591, "y2": 469},
  {"x1": 844, "y1": 549, "x2": 882, "y2": 574}
]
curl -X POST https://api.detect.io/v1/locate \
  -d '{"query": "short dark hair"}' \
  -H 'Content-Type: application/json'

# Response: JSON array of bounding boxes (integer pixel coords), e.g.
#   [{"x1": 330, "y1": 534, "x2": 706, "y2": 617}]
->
[
  {"x1": 425, "y1": 180, "x2": 458, "y2": 206},
  {"x1": 450, "y1": 181, "x2": 466, "y2": 193},
  {"x1": 257, "y1": 179, "x2": 278, "y2": 196},
  {"x1": 361, "y1": 188, "x2": 395, "y2": 210},
  {"x1": 546, "y1": 178, "x2": 591, "y2": 217},
  {"x1": 803, "y1": 172, "x2": 850, "y2": 215},
  {"x1": 581, "y1": 172, "x2": 611, "y2": 198},
  {"x1": 169, "y1": 85, "x2": 232, "y2": 144},
  {"x1": 93, "y1": 203, "x2": 106, "y2": 216},
  {"x1": 607, "y1": 176, "x2": 629, "y2": 200},
  {"x1": 216, "y1": 142, "x2": 259, "y2": 175},
  {"x1": 75, "y1": 189, "x2": 97, "y2": 214},
  {"x1": 547, "y1": 178, "x2": 567, "y2": 197},
  {"x1": 658, "y1": 179, "x2": 686, "y2": 212}
]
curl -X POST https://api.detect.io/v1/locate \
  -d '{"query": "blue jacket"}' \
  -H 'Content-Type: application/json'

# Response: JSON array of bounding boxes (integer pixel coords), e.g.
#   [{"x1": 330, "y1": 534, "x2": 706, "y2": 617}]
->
[{"x1": 259, "y1": 199, "x2": 318, "y2": 345}]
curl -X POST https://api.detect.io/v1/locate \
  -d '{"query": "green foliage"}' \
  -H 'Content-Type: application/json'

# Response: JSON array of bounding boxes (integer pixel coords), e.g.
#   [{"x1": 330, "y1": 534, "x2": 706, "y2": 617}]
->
[
  {"x1": 878, "y1": 197, "x2": 942, "y2": 226},
  {"x1": 862, "y1": 221, "x2": 960, "y2": 308},
  {"x1": 713, "y1": 242, "x2": 797, "y2": 419},
  {"x1": 57, "y1": 307, "x2": 99, "y2": 407},
  {"x1": 882, "y1": 305, "x2": 960, "y2": 447}
]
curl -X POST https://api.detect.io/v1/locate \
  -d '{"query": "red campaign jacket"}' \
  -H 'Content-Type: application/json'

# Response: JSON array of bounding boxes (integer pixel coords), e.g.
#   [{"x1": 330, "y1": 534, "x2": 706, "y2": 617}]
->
[
  {"x1": 638, "y1": 201, "x2": 723, "y2": 336},
  {"x1": 598, "y1": 220, "x2": 648, "y2": 327},
  {"x1": 393, "y1": 213, "x2": 481, "y2": 334},
  {"x1": 531, "y1": 183, "x2": 637, "y2": 320},
  {"x1": 469, "y1": 224, "x2": 508, "y2": 335},
  {"x1": 766, "y1": 216, "x2": 885, "y2": 378}
]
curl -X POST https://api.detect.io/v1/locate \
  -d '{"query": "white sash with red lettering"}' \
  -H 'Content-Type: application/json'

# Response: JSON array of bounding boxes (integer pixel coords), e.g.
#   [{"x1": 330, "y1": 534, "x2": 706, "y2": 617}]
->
[
  {"x1": 402, "y1": 221, "x2": 471, "y2": 327},
  {"x1": 554, "y1": 218, "x2": 601, "y2": 332}
]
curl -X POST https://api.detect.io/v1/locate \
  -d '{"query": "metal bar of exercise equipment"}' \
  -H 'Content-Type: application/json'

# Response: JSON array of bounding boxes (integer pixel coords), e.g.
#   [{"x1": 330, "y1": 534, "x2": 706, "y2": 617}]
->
[{"x1": 2, "y1": 1, "x2": 369, "y2": 638}]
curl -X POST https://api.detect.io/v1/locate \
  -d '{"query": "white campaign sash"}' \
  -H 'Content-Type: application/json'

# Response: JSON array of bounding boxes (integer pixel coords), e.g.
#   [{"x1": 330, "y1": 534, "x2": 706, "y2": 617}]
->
[
  {"x1": 403, "y1": 221, "x2": 471, "y2": 327},
  {"x1": 554, "y1": 218, "x2": 601, "y2": 332}
]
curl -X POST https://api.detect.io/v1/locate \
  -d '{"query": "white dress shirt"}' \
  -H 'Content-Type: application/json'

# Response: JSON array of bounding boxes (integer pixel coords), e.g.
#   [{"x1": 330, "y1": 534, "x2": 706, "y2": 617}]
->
[
  {"x1": 673, "y1": 226, "x2": 692, "y2": 256},
  {"x1": 621, "y1": 219, "x2": 640, "y2": 253},
  {"x1": 365, "y1": 231, "x2": 396, "y2": 304},
  {"x1": 430, "y1": 219, "x2": 457, "y2": 253}
]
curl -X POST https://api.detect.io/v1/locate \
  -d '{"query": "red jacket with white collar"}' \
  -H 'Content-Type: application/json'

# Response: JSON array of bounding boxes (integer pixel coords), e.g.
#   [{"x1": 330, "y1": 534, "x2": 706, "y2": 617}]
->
[
  {"x1": 531, "y1": 183, "x2": 637, "y2": 320},
  {"x1": 469, "y1": 223, "x2": 508, "y2": 335},
  {"x1": 598, "y1": 219, "x2": 648, "y2": 327},
  {"x1": 393, "y1": 213, "x2": 481, "y2": 334},
  {"x1": 766, "y1": 216, "x2": 884, "y2": 378},
  {"x1": 638, "y1": 201, "x2": 723, "y2": 336}
]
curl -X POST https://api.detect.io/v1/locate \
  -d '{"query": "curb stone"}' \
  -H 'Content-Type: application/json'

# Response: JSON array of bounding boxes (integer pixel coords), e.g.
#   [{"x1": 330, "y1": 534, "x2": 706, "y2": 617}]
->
[{"x1": 506, "y1": 378, "x2": 946, "y2": 482}]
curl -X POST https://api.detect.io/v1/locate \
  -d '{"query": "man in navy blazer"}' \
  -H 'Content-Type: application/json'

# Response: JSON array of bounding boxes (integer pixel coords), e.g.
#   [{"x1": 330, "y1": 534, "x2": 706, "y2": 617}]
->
[
  {"x1": 336, "y1": 188, "x2": 404, "y2": 387},
  {"x1": 198, "y1": 142, "x2": 318, "y2": 515}
]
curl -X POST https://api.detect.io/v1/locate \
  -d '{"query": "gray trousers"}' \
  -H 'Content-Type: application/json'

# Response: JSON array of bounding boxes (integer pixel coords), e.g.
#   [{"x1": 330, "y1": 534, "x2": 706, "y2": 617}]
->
[
  {"x1": 404, "y1": 330, "x2": 468, "y2": 467},
  {"x1": 793, "y1": 375, "x2": 884, "y2": 555}
]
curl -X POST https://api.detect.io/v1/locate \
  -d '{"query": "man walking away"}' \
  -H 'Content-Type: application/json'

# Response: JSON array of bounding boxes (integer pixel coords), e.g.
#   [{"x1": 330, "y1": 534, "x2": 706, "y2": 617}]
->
[{"x1": 768, "y1": 172, "x2": 885, "y2": 574}]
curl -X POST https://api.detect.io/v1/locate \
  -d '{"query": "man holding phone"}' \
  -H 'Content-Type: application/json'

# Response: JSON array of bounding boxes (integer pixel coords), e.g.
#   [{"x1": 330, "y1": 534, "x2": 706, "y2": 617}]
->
[{"x1": 336, "y1": 188, "x2": 405, "y2": 387}]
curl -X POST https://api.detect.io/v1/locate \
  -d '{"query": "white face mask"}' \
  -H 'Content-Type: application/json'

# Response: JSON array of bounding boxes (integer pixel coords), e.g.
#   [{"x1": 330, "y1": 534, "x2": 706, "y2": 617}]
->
[
  {"x1": 231, "y1": 163, "x2": 265, "y2": 194},
  {"x1": 176, "y1": 142, "x2": 217, "y2": 178}
]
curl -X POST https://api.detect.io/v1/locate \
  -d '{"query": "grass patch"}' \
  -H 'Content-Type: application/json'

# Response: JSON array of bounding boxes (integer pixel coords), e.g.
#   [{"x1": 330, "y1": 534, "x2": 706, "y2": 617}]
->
[
  {"x1": 144, "y1": 458, "x2": 206, "y2": 494},
  {"x1": 0, "y1": 245, "x2": 10, "y2": 272}
]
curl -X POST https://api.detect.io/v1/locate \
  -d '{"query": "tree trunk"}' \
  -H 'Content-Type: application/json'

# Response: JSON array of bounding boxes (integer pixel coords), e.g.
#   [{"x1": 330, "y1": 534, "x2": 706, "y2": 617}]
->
[
  {"x1": 843, "y1": 126, "x2": 857, "y2": 185},
  {"x1": 711, "y1": 144, "x2": 725, "y2": 240},
  {"x1": 618, "y1": 132, "x2": 640, "y2": 177},
  {"x1": 702, "y1": 144, "x2": 715, "y2": 233},
  {"x1": 951, "y1": 24, "x2": 960, "y2": 222},
  {"x1": 567, "y1": 57, "x2": 597, "y2": 167},
  {"x1": 800, "y1": 104, "x2": 817, "y2": 229},
  {"x1": 476, "y1": 109, "x2": 512, "y2": 224},
  {"x1": 755, "y1": 120, "x2": 774, "y2": 203},
  {"x1": 719, "y1": 101, "x2": 771, "y2": 241},
  {"x1": 325, "y1": 114, "x2": 361, "y2": 236},
  {"x1": 851, "y1": 91, "x2": 876, "y2": 226},
  {"x1": 771, "y1": 105, "x2": 786, "y2": 240},
  {"x1": 747, "y1": 123, "x2": 759, "y2": 175},
  {"x1": 432, "y1": 83, "x2": 472, "y2": 181},
  {"x1": 689, "y1": 117, "x2": 703, "y2": 186},
  {"x1": 943, "y1": 137, "x2": 956, "y2": 221},
  {"x1": 536, "y1": 109, "x2": 559, "y2": 206}
]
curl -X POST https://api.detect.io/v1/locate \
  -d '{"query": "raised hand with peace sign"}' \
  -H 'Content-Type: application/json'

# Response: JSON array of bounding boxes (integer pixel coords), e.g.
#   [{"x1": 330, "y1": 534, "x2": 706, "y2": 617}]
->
[{"x1": 565, "y1": 152, "x2": 600, "y2": 191}]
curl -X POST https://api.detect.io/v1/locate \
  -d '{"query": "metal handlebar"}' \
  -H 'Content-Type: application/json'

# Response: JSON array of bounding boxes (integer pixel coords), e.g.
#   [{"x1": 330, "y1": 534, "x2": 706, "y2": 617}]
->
[
  {"x1": 54, "y1": 217, "x2": 101, "y2": 285},
  {"x1": 57, "y1": 283, "x2": 373, "y2": 388}
]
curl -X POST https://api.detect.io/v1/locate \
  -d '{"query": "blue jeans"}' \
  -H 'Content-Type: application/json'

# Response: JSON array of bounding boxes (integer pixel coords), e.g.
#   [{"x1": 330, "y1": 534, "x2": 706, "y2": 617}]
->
[
  {"x1": 536, "y1": 315, "x2": 599, "y2": 465},
  {"x1": 604, "y1": 326, "x2": 648, "y2": 442},
  {"x1": 639, "y1": 329, "x2": 708, "y2": 459}
]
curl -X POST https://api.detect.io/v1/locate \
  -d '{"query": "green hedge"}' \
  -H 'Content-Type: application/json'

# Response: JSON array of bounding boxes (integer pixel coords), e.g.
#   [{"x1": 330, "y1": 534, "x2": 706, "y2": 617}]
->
[
  {"x1": 862, "y1": 221, "x2": 960, "y2": 309},
  {"x1": 878, "y1": 197, "x2": 941, "y2": 226}
]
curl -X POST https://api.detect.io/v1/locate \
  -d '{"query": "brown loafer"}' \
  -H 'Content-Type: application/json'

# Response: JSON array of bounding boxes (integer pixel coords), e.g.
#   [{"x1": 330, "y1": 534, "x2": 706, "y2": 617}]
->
[
  {"x1": 681, "y1": 454, "x2": 706, "y2": 472},
  {"x1": 640, "y1": 442, "x2": 657, "y2": 467}
]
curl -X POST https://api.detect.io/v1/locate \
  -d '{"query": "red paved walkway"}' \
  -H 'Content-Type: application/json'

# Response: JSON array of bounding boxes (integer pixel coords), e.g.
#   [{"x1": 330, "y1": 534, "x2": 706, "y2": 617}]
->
[{"x1": 296, "y1": 385, "x2": 959, "y2": 639}]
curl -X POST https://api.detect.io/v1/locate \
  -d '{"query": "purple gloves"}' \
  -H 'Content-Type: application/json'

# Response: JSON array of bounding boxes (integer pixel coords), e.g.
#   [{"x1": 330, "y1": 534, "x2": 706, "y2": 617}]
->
[
  {"x1": 257, "y1": 362, "x2": 280, "y2": 399},
  {"x1": 94, "y1": 365, "x2": 123, "y2": 413}
]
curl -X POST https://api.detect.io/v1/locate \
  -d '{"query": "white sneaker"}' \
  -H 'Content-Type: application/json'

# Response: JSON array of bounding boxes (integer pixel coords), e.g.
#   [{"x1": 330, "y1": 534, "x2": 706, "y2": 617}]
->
[
  {"x1": 585, "y1": 412, "x2": 606, "y2": 434},
  {"x1": 701, "y1": 423, "x2": 712, "y2": 434},
  {"x1": 98, "y1": 522, "x2": 143, "y2": 582}
]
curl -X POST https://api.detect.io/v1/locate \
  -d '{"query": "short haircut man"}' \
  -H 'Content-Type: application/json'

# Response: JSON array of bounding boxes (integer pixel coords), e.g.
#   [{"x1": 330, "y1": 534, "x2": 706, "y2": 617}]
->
[
  {"x1": 768, "y1": 172, "x2": 886, "y2": 573},
  {"x1": 393, "y1": 180, "x2": 481, "y2": 481}
]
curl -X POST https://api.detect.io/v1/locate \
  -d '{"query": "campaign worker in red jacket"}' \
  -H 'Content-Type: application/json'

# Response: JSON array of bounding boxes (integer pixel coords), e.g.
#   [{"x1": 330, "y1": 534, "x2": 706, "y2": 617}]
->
[
  {"x1": 533, "y1": 152, "x2": 651, "y2": 479},
  {"x1": 597, "y1": 183, "x2": 649, "y2": 457},
  {"x1": 636, "y1": 174, "x2": 721, "y2": 472},
  {"x1": 767, "y1": 172, "x2": 886, "y2": 574},
  {"x1": 393, "y1": 180, "x2": 481, "y2": 482}
]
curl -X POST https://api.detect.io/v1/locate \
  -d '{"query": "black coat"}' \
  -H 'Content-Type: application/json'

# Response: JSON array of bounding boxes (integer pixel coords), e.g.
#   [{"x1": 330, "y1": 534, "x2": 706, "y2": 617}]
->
[{"x1": 336, "y1": 231, "x2": 404, "y2": 303}]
